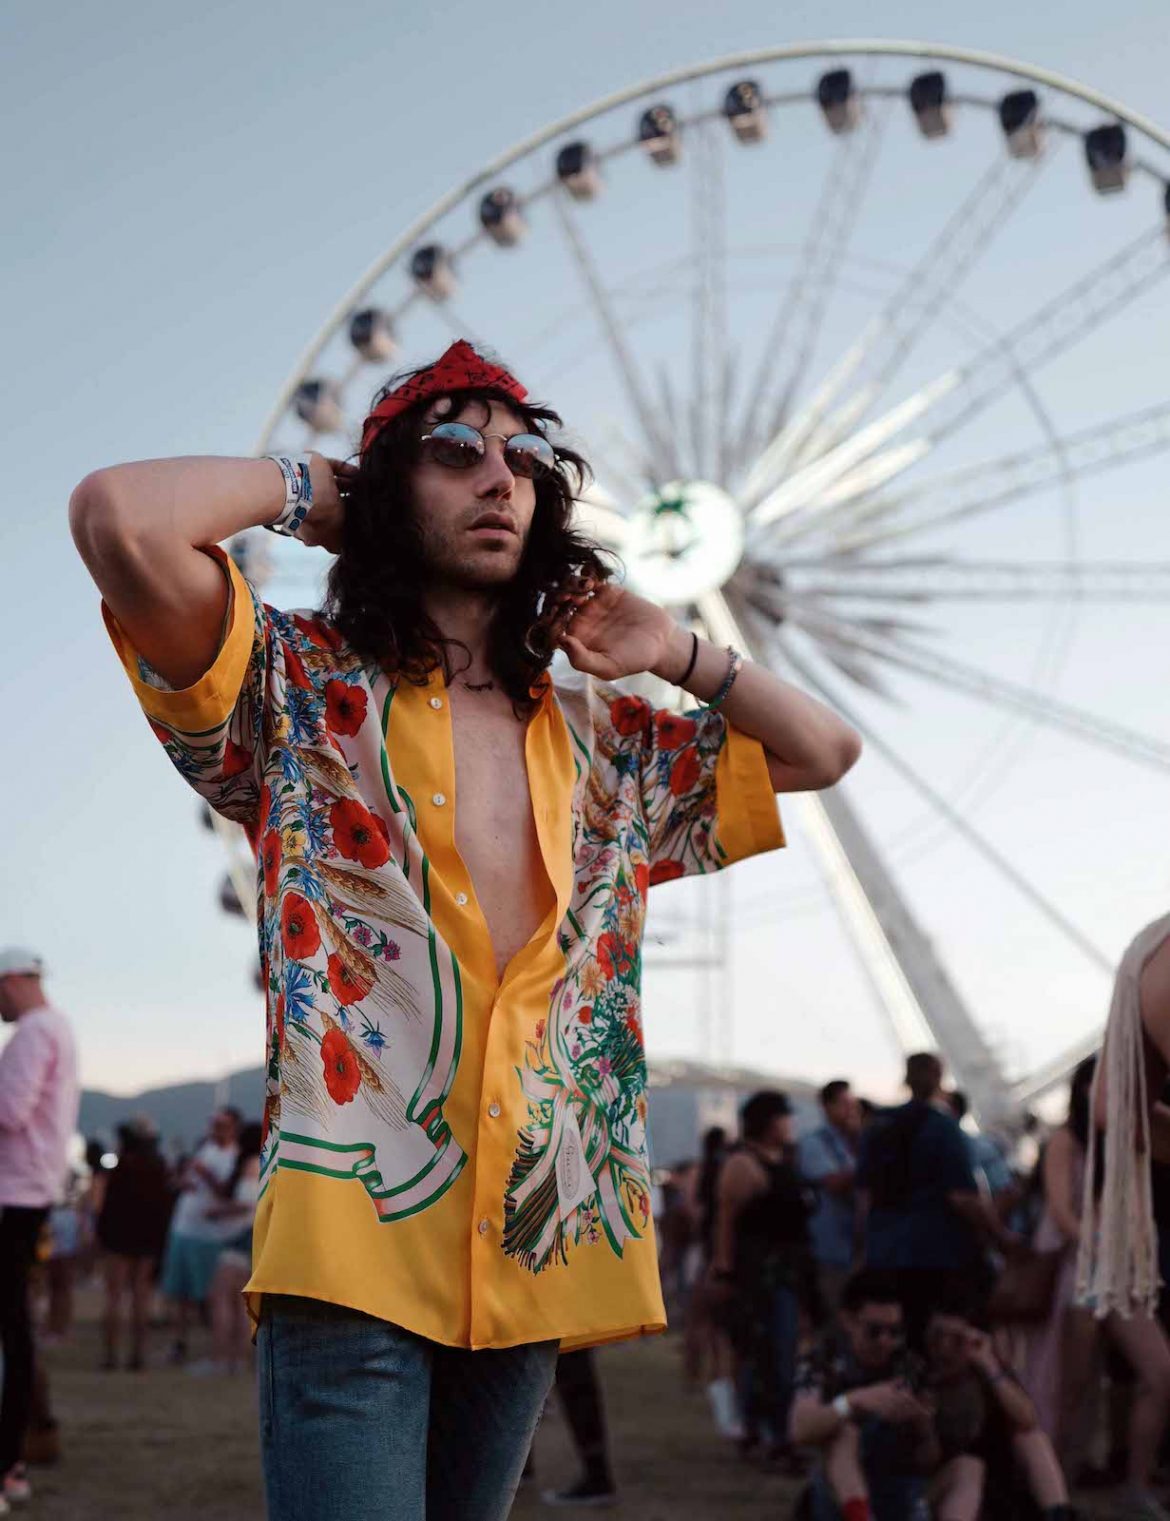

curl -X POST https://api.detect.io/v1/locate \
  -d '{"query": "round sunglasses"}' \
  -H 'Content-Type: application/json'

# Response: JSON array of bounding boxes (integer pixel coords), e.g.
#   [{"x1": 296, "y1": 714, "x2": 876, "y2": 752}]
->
[{"x1": 418, "y1": 421, "x2": 555, "y2": 479}]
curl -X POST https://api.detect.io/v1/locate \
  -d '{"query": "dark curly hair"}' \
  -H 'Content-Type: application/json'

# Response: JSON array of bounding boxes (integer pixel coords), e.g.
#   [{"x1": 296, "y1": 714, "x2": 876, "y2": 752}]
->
[{"x1": 322, "y1": 369, "x2": 614, "y2": 713}]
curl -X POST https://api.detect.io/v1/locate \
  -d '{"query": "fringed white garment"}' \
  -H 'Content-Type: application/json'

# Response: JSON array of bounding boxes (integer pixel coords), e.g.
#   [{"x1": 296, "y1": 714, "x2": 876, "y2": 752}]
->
[{"x1": 1075, "y1": 914, "x2": 1170, "y2": 1319}]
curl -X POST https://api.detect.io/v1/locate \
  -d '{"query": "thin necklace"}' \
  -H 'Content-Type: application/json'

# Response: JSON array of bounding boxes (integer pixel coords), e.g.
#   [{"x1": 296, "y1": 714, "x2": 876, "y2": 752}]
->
[{"x1": 462, "y1": 678, "x2": 495, "y2": 692}]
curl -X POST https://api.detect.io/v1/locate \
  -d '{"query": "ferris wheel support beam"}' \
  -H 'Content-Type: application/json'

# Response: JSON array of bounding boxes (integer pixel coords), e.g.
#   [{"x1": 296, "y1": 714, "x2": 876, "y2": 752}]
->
[
  {"x1": 1011, "y1": 1028, "x2": 1105, "y2": 1107},
  {"x1": 704, "y1": 590, "x2": 1015, "y2": 1118},
  {"x1": 775, "y1": 633, "x2": 1114, "y2": 976}
]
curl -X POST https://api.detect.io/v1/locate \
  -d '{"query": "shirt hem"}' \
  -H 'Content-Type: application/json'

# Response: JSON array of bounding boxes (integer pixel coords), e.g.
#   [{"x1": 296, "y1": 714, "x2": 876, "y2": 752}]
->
[
  {"x1": 714, "y1": 725, "x2": 785, "y2": 865},
  {"x1": 243, "y1": 1278, "x2": 666, "y2": 1352},
  {"x1": 101, "y1": 549, "x2": 254, "y2": 732}
]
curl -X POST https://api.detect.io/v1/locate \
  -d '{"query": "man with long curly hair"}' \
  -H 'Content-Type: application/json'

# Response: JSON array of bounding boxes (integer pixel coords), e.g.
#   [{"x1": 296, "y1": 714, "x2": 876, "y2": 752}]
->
[{"x1": 71, "y1": 340, "x2": 861, "y2": 1520}]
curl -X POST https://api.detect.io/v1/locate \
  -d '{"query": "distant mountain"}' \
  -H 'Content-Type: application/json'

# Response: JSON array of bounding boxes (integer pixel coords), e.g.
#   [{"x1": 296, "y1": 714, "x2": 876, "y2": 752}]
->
[
  {"x1": 79, "y1": 1067, "x2": 266, "y2": 1150},
  {"x1": 79, "y1": 1056, "x2": 813, "y2": 1156}
]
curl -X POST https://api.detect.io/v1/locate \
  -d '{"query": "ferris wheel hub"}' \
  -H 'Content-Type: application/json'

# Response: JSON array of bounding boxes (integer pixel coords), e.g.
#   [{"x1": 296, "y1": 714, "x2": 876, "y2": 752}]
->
[{"x1": 623, "y1": 480, "x2": 744, "y2": 605}]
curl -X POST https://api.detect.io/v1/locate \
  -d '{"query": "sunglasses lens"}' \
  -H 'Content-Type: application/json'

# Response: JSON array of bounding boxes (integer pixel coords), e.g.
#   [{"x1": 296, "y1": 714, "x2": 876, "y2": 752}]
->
[
  {"x1": 424, "y1": 422, "x2": 483, "y2": 469},
  {"x1": 504, "y1": 434, "x2": 555, "y2": 479}
]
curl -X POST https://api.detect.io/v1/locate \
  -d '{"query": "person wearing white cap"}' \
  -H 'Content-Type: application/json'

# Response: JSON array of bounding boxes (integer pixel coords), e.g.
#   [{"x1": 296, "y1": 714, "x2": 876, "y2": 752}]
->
[{"x1": 0, "y1": 949, "x2": 79, "y2": 1510}]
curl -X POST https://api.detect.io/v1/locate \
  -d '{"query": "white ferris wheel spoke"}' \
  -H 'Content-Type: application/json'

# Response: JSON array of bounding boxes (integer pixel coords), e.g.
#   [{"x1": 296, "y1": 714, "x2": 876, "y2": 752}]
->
[
  {"x1": 785, "y1": 607, "x2": 1170, "y2": 771},
  {"x1": 752, "y1": 154, "x2": 1054, "y2": 506},
  {"x1": 733, "y1": 101, "x2": 892, "y2": 469},
  {"x1": 746, "y1": 223, "x2": 1170, "y2": 542},
  {"x1": 775, "y1": 632, "x2": 1113, "y2": 973},
  {"x1": 689, "y1": 115, "x2": 729, "y2": 484},
  {"x1": 781, "y1": 559, "x2": 1170, "y2": 604},
  {"x1": 786, "y1": 398, "x2": 1170, "y2": 555},
  {"x1": 748, "y1": 374, "x2": 957, "y2": 529},
  {"x1": 550, "y1": 190, "x2": 673, "y2": 487}
]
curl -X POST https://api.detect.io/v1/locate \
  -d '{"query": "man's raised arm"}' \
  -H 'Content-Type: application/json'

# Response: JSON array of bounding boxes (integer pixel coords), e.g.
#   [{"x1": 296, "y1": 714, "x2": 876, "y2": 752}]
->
[{"x1": 68, "y1": 453, "x2": 346, "y2": 690}]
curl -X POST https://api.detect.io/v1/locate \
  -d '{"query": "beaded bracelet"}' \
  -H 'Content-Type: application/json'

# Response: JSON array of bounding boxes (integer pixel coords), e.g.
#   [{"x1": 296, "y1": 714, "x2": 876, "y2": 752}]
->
[
  {"x1": 263, "y1": 453, "x2": 314, "y2": 539},
  {"x1": 704, "y1": 647, "x2": 743, "y2": 711}
]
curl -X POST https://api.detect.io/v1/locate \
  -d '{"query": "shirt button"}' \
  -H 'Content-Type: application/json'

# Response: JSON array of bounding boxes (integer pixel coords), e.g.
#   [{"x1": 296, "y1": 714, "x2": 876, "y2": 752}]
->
[
  {"x1": 432, "y1": 793, "x2": 446, "y2": 807},
  {"x1": 454, "y1": 892, "x2": 468, "y2": 907},
  {"x1": 478, "y1": 1218, "x2": 490, "y2": 1235},
  {"x1": 488, "y1": 1102, "x2": 501, "y2": 1118},
  {"x1": 429, "y1": 697, "x2": 443, "y2": 710}
]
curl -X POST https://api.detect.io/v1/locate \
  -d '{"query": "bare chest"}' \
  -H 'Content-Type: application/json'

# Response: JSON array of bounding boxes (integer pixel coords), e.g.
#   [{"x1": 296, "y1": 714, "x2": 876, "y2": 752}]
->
[{"x1": 448, "y1": 692, "x2": 553, "y2": 978}]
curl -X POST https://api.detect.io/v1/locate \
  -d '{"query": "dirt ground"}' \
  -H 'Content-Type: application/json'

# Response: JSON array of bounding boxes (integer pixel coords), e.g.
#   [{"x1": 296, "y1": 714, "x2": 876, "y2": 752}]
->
[{"x1": 27, "y1": 1289, "x2": 1121, "y2": 1520}]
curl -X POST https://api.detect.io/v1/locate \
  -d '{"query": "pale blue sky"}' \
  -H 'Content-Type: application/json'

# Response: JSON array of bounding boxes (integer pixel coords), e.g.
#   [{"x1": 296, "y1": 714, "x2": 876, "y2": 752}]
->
[{"x1": 4, "y1": 0, "x2": 1170, "y2": 1101}]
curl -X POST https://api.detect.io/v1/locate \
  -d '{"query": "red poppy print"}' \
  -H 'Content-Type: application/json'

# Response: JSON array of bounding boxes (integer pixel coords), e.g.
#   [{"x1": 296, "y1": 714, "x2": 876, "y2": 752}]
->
[
  {"x1": 257, "y1": 782, "x2": 272, "y2": 829},
  {"x1": 609, "y1": 695, "x2": 651, "y2": 737},
  {"x1": 578, "y1": 1007, "x2": 592, "y2": 1025},
  {"x1": 325, "y1": 680, "x2": 367, "y2": 738},
  {"x1": 261, "y1": 830, "x2": 281, "y2": 897},
  {"x1": 596, "y1": 932, "x2": 632, "y2": 982},
  {"x1": 283, "y1": 641, "x2": 312, "y2": 690},
  {"x1": 221, "y1": 739, "x2": 252, "y2": 778},
  {"x1": 625, "y1": 1012, "x2": 642, "y2": 1038},
  {"x1": 649, "y1": 859, "x2": 685, "y2": 885},
  {"x1": 668, "y1": 748, "x2": 702, "y2": 797},
  {"x1": 292, "y1": 613, "x2": 332, "y2": 649},
  {"x1": 327, "y1": 953, "x2": 372, "y2": 1007},
  {"x1": 330, "y1": 799, "x2": 391, "y2": 869},
  {"x1": 634, "y1": 863, "x2": 650, "y2": 899},
  {"x1": 654, "y1": 712, "x2": 697, "y2": 751},
  {"x1": 321, "y1": 1028, "x2": 361, "y2": 1105},
  {"x1": 280, "y1": 892, "x2": 321, "y2": 961}
]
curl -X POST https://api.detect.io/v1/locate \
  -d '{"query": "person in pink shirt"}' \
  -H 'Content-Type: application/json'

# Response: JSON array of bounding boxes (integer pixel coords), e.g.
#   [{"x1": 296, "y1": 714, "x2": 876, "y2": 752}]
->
[{"x1": 0, "y1": 948, "x2": 79, "y2": 1511}]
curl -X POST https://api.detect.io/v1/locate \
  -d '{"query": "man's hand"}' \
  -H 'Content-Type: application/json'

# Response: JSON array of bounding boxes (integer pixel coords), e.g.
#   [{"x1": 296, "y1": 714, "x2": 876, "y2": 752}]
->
[
  {"x1": 964, "y1": 1329, "x2": 1000, "y2": 1378},
  {"x1": 847, "y1": 1380, "x2": 931, "y2": 1425},
  {"x1": 298, "y1": 454, "x2": 358, "y2": 554},
  {"x1": 558, "y1": 582, "x2": 680, "y2": 681}
]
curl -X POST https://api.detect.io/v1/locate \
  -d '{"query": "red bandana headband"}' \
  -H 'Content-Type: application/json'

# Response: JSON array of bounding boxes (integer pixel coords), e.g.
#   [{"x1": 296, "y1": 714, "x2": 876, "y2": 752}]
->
[{"x1": 359, "y1": 339, "x2": 528, "y2": 456}]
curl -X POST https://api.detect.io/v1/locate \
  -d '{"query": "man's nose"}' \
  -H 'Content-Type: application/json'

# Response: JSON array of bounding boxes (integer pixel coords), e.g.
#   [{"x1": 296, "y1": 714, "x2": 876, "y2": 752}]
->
[{"x1": 475, "y1": 442, "x2": 515, "y2": 496}]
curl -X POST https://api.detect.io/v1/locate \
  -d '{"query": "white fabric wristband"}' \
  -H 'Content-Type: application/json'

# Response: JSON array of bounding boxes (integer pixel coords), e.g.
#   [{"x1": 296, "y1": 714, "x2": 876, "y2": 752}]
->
[{"x1": 263, "y1": 454, "x2": 314, "y2": 539}]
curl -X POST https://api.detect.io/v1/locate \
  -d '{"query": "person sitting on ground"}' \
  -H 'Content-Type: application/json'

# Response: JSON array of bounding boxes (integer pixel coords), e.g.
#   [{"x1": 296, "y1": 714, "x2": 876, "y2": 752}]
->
[
  {"x1": 923, "y1": 1295, "x2": 1075, "y2": 1521},
  {"x1": 791, "y1": 1268, "x2": 979, "y2": 1521}
]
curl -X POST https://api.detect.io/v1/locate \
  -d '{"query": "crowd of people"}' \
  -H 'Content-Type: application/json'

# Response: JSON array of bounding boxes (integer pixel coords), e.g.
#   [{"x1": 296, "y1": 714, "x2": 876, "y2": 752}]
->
[
  {"x1": 34, "y1": 1105, "x2": 264, "y2": 1380},
  {"x1": 657, "y1": 1051, "x2": 1170, "y2": 1520},
  {"x1": 3, "y1": 939, "x2": 1170, "y2": 1519}
]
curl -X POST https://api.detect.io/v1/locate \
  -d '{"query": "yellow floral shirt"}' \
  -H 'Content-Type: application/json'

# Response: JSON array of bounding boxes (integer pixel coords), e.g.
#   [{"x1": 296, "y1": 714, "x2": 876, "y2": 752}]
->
[{"x1": 104, "y1": 549, "x2": 784, "y2": 1350}]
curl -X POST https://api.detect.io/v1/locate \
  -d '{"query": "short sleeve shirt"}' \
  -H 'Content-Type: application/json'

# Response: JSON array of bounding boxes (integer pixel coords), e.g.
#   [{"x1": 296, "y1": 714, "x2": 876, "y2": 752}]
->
[
  {"x1": 794, "y1": 1332, "x2": 925, "y2": 1404},
  {"x1": 799, "y1": 1123, "x2": 857, "y2": 1269},
  {"x1": 857, "y1": 1102, "x2": 981, "y2": 1272},
  {"x1": 103, "y1": 550, "x2": 785, "y2": 1350}
]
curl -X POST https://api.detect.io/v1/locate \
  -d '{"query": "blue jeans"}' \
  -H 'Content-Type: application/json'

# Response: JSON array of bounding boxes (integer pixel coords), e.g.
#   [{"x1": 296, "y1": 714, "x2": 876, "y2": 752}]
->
[
  {"x1": 809, "y1": 1416, "x2": 928, "y2": 1521},
  {"x1": 737, "y1": 1282, "x2": 800, "y2": 1445},
  {"x1": 257, "y1": 1294, "x2": 559, "y2": 1520}
]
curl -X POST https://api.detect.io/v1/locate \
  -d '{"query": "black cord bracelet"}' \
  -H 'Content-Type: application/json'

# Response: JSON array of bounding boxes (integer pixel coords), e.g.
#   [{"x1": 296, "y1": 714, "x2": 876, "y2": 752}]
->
[{"x1": 676, "y1": 630, "x2": 700, "y2": 690}]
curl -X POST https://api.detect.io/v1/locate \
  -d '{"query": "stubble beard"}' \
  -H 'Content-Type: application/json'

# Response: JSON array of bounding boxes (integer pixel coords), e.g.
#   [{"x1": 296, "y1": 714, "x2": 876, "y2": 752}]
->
[{"x1": 419, "y1": 519, "x2": 529, "y2": 594}]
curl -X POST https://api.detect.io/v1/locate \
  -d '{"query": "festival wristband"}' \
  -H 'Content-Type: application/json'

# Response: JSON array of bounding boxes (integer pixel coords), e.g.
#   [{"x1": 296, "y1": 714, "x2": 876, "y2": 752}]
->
[{"x1": 263, "y1": 453, "x2": 314, "y2": 539}]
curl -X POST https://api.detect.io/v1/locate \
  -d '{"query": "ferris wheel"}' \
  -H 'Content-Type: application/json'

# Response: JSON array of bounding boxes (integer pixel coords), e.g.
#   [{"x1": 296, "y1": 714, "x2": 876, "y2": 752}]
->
[{"x1": 216, "y1": 41, "x2": 1170, "y2": 1122}]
